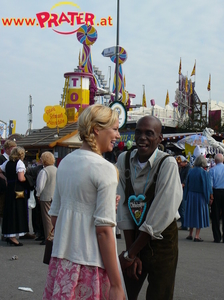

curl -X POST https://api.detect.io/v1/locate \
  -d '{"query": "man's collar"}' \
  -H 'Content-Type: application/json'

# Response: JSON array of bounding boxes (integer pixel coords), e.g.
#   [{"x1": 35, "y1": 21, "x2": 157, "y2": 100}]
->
[
  {"x1": 3, "y1": 153, "x2": 9, "y2": 160},
  {"x1": 148, "y1": 148, "x2": 159, "y2": 167},
  {"x1": 131, "y1": 148, "x2": 159, "y2": 167}
]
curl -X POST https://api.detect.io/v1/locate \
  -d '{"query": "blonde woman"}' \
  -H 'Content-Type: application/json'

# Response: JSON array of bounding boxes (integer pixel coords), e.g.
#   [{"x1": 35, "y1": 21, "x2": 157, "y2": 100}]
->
[
  {"x1": 43, "y1": 104, "x2": 126, "y2": 300},
  {"x1": 0, "y1": 147, "x2": 28, "y2": 246},
  {"x1": 36, "y1": 152, "x2": 57, "y2": 245}
]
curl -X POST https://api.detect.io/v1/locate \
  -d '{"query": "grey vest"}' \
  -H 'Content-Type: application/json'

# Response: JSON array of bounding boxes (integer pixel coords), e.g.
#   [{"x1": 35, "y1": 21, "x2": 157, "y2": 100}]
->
[{"x1": 40, "y1": 165, "x2": 57, "y2": 201}]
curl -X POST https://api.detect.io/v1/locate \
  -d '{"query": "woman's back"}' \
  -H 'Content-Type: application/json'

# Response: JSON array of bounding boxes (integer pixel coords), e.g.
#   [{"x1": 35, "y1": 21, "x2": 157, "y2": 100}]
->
[
  {"x1": 56, "y1": 149, "x2": 117, "y2": 208},
  {"x1": 5, "y1": 161, "x2": 17, "y2": 181},
  {"x1": 186, "y1": 167, "x2": 206, "y2": 193},
  {"x1": 50, "y1": 149, "x2": 118, "y2": 268}
]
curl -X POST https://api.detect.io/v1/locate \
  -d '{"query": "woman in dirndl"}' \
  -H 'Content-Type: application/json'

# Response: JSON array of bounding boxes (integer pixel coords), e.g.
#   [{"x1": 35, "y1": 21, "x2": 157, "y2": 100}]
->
[
  {"x1": 43, "y1": 104, "x2": 126, "y2": 300},
  {"x1": 0, "y1": 146, "x2": 29, "y2": 246}
]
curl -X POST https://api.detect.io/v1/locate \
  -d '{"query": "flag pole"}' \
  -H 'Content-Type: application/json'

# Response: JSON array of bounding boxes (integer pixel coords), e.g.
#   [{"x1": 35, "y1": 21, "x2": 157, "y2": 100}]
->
[
  {"x1": 194, "y1": 59, "x2": 196, "y2": 86},
  {"x1": 209, "y1": 74, "x2": 211, "y2": 101},
  {"x1": 187, "y1": 72, "x2": 190, "y2": 115},
  {"x1": 207, "y1": 74, "x2": 211, "y2": 113},
  {"x1": 184, "y1": 72, "x2": 188, "y2": 118},
  {"x1": 178, "y1": 57, "x2": 182, "y2": 119},
  {"x1": 115, "y1": 0, "x2": 120, "y2": 102}
]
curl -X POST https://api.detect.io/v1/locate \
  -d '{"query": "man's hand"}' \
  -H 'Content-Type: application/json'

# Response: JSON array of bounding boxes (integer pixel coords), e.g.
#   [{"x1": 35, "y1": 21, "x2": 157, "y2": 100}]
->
[
  {"x1": 126, "y1": 257, "x2": 142, "y2": 280},
  {"x1": 119, "y1": 251, "x2": 134, "y2": 270}
]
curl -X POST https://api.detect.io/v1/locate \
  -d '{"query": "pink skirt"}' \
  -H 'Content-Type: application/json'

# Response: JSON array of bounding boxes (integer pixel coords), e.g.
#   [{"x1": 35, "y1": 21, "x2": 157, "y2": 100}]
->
[{"x1": 43, "y1": 257, "x2": 110, "y2": 300}]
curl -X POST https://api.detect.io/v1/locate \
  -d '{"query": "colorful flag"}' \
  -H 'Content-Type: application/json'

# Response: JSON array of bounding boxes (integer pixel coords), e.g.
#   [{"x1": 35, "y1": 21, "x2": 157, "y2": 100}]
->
[
  {"x1": 165, "y1": 90, "x2": 169, "y2": 106},
  {"x1": 207, "y1": 74, "x2": 211, "y2": 91},
  {"x1": 190, "y1": 80, "x2": 193, "y2": 95},
  {"x1": 178, "y1": 58, "x2": 182, "y2": 75},
  {"x1": 185, "y1": 143, "x2": 196, "y2": 157},
  {"x1": 142, "y1": 85, "x2": 147, "y2": 107},
  {"x1": 9, "y1": 120, "x2": 16, "y2": 135},
  {"x1": 185, "y1": 77, "x2": 188, "y2": 93},
  {"x1": 191, "y1": 61, "x2": 196, "y2": 76}
]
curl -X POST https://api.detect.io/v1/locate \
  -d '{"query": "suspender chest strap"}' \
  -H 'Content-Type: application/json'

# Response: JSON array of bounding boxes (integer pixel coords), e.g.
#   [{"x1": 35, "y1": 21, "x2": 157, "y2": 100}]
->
[{"x1": 124, "y1": 151, "x2": 171, "y2": 227}]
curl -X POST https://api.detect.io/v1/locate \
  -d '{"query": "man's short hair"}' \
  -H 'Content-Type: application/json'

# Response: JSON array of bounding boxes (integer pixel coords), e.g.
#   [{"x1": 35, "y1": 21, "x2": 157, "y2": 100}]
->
[{"x1": 3, "y1": 140, "x2": 17, "y2": 150}]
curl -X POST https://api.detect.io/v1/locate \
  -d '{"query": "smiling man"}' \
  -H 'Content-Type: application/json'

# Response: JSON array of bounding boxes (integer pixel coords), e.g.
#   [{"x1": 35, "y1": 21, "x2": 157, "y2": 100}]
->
[{"x1": 117, "y1": 115, "x2": 182, "y2": 300}]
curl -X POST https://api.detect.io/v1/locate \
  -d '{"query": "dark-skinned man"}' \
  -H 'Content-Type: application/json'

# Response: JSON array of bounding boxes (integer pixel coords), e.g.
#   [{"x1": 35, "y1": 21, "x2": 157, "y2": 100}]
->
[{"x1": 117, "y1": 116, "x2": 182, "y2": 300}]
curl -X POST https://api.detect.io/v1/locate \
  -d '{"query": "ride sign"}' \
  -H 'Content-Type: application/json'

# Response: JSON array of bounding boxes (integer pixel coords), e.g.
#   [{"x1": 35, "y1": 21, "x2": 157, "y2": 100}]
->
[{"x1": 43, "y1": 105, "x2": 67, "y2": 128}]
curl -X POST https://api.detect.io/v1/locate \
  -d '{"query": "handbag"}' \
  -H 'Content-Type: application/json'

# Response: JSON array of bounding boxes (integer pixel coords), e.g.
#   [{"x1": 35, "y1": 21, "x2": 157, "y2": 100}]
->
[
  {"x1": 25, "y1": 173, "x2": 35, "y2": 191},
  {"x1": 43, "y1": 228, "x2": 54, "y2": 265},
  {"x1": 28, "y1": 190, "x2": 36, "y2": 209}
]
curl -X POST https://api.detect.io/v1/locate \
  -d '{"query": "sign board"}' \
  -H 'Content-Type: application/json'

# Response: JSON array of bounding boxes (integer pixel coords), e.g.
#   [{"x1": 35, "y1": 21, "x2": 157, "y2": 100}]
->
[
  {"x1": 43, "y1": 105, "x2": 67, "y2": 128},
  {"x1": 102, "y1": 46, "x2": 116, "y2": 57},
  {"x1": 109, "y1": 101, "x2": 127, "y2": 129}
]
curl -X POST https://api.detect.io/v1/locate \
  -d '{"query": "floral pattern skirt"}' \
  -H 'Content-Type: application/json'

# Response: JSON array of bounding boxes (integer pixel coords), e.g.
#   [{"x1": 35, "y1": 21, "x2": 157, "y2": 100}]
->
[{"x1": 43, "y1": 257, "x2": 110, "y2": 300}]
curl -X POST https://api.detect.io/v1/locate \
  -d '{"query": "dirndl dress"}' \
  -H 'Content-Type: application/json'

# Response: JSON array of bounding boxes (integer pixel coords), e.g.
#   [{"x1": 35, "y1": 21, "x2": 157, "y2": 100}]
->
[{"x1": 43, "y1": 257, "x2": 110, "y2": 300}]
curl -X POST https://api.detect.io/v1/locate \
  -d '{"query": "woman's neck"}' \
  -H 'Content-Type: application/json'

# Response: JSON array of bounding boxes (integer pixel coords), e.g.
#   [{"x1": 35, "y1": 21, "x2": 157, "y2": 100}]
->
[
  {"x1": 80, "y1": 141, "x2": 93, "y2": 152},
  {"x1": 80, "y1": 141, "x2": 102, "y2": 156}
]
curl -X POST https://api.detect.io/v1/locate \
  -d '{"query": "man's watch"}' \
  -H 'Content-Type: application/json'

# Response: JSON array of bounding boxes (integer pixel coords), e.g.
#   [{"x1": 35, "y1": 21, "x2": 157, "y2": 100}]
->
[{"x1": 123, "y1": 251, "x2": 135, "y2": 262}]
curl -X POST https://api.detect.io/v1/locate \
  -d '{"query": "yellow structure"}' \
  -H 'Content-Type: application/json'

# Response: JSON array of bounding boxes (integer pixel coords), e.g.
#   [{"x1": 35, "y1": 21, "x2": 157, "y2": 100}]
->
[{"x1": 62, "y1": 72, "x2": 91, "y2": 122}]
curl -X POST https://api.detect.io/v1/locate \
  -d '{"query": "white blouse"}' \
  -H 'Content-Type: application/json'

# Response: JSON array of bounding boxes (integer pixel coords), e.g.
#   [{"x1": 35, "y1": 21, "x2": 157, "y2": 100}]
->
[
  {"x1": 0, "y1": 159, "x2": 25, "y2": 173},
  {"x1": 49, "y1": 149, "x2": 118, "y2": 269}
]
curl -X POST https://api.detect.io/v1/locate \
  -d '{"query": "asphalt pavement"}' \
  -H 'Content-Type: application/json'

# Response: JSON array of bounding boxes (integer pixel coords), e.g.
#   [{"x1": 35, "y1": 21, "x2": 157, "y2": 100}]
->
[{"x1": 0, "y1": 220, "x2": 223, "y2": 300}]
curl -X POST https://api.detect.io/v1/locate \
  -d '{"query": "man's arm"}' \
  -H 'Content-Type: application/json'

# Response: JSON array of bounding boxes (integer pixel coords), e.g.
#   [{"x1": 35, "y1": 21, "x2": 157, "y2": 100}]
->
[
  {"x1": 119, "y1": 231, "x2": 150, "y2": 279},
  {"x1": 123, "y1": 230, "x2": 136, "y2": 249},
  {"x1": 139, "y1": 157, "x2": 182, "y2": 239},
  {"x1": 36, "y1": 169, "x2": 47, "y2": 197}
]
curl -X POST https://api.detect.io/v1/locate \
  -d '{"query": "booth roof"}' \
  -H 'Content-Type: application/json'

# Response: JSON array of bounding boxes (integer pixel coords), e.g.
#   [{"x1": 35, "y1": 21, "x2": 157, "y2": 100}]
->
[{"x1": 16, "y1": 122, "x2": 78, "y2": 149}]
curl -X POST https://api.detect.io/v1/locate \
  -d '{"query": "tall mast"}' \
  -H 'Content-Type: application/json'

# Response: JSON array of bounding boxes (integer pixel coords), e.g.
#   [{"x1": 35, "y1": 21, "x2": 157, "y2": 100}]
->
[{"x1": 28, "y1": 95, "x2": 34, "y2": 134}]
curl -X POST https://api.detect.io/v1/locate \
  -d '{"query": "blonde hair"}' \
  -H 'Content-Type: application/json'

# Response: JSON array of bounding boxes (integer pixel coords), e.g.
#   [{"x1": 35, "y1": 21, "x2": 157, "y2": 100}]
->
[
  {"x1": 4, "y1": 139, "x2": 17, "y2": 150},
  {"x1": 9, "y1": 146, "x2": 25, "y2": 161},
  {"x1": 78, "y1": 104, "x2": 119, "y2": 155},
  {"x1": 41, "y1": 151, "x2": 55, "y2": 166}
]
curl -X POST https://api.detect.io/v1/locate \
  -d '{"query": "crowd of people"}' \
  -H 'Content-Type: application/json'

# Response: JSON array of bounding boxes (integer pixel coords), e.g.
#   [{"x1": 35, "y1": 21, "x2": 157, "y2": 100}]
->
[
  {"x1": 1, "y1": 105, "x2": 224, "y2": 299},
  {"x1": 0, "y1": 141, "x2": 57, "y2": 247},
  {"x1": 176, "y1": 151, "x2": 224, "y2": 244}
]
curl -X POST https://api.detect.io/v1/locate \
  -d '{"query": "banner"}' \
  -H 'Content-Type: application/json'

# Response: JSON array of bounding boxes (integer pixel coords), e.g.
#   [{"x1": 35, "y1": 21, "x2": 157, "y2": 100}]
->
[
  {"x1": 209, "y1": 110, "x2": 221, "y2": 130},
  {"x1": 9, "y1": 120, "x2": 16, "y2": 135}
]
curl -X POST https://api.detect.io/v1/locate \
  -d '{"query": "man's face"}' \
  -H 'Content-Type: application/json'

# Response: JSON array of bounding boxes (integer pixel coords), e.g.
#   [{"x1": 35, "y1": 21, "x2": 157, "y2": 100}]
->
[
  {"x1": 135, "y1": 116, "x2": 163, "y2": 162},
  {"x1": 179, "y1": 161, "x2": 187, "y2": 167},
  {"x1": 5, "y1": 146, "x2": 15, "y2": 155}
]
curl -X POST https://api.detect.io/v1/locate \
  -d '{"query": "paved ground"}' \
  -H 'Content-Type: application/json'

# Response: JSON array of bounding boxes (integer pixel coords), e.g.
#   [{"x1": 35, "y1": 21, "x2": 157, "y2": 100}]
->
[{"x1": 0, "y1": 221, "x2": 223, "y2": 300}]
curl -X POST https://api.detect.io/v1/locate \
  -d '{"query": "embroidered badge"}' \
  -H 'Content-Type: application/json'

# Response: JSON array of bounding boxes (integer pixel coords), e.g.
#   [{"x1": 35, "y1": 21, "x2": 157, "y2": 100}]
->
[{"x1": 128, "y1": 194, "x2": 147, "y2": 226}]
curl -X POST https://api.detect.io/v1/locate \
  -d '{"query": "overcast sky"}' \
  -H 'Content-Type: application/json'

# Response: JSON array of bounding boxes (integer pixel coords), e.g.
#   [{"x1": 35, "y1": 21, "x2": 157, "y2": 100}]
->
[{"x1": 1, "y1": 0, "x2": 224, "y2": 134}]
